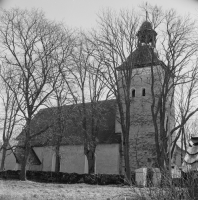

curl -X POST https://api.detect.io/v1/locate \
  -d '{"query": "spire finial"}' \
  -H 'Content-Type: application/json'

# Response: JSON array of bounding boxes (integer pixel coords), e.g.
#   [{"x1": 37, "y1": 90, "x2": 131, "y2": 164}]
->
[{"x1": 146, "y1": 2, "x2": 148, "y2": 21}]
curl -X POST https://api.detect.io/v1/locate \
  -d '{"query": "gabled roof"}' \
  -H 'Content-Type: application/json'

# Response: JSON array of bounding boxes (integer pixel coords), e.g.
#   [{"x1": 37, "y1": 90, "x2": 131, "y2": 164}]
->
[{"x1": 17, "y1": 99, "x2": 121, "y2": 147}]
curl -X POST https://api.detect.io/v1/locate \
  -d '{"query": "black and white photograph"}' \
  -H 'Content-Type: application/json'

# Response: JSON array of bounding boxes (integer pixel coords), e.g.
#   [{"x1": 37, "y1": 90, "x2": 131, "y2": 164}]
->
[{"x1": 0, "y1": 0, "x2": 198, "y2": 199}]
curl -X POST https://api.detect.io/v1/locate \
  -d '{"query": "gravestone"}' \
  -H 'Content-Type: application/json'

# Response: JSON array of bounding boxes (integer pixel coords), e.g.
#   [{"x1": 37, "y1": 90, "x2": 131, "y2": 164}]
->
[{"x1": 135, "y1": 167, "x2": 161, "y2": 187}]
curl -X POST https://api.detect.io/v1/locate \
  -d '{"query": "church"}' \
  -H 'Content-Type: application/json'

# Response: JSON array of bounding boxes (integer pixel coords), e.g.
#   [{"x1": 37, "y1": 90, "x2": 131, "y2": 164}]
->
[{"x1": 4, "y1": 20, "x2": 176, "y2": 174}]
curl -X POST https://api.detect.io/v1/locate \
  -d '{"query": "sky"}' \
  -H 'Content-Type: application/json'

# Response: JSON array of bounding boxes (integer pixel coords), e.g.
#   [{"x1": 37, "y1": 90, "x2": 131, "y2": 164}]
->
[{"x1": 1, "y1": 0, "x2": 198, "y2": 29}]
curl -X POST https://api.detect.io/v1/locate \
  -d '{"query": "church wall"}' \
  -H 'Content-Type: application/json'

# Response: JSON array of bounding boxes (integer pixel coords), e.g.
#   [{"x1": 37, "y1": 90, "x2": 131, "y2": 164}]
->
[
  {"x1": 34, "y1": 146, "x2": 54, "y2": 171},
  {"x1": 0, "y1": 149, "x2": 17, "y2": 170},
  {"x1": 96, "y1": 144, "x2": 120, "y2": 174},
  {"x1": 59, "y1": 145, "x2": 85, "y2": 173},
  {"x1": 32, "y1": 146, "x2": 84, "y2": 173},
  {"x1": 31, "y1": 144, "x2": 120, "y2": 174},
  {"x1": 129, "y1": 124, "x2": 156, "y2": 170},
  {"x1": 129, "y1": 67, "x2": 156, "y2": 170}
]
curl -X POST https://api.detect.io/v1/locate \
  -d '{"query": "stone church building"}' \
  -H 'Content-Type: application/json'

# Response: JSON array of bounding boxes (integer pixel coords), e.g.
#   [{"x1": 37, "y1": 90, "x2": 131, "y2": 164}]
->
[{"x1": 5, "y1": 20, "x2": 175, "y2": 174}]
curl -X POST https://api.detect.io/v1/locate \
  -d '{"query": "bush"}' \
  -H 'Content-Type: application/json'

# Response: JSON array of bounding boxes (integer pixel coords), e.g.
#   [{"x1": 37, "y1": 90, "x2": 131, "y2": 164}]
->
[
  {"x1": 100, "y1": 174, "x2": 124, "y2": 185},
  {"x1": 83, "y1": 174, "x2": 98, "y2": 184},
  {"x1": 0, "y1": 170, "x2": 20, "y2": 179},
  {"x1": 0, "y1": 170, "x2": 125, "y2": 185}
]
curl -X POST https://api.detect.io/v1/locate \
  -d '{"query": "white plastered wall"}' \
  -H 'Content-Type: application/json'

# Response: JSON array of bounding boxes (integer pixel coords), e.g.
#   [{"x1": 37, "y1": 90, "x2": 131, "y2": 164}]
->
[
  {"x1": 32, "y1": 144, "x2": 120, "y2": 174},
  {"x1": 95, "y1": 144, "x2": 120, "y2": 174},
  {"x1": 0, "y1": 149, "x2": 17, "y2": 170}
]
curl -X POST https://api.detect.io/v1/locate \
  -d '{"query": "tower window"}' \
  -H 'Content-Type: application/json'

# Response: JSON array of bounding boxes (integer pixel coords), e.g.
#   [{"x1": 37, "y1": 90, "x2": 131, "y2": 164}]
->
[
  {"x1": 142, "y1": 88, "x2": 146, "y2": 96},
  {"x1": 132, "y1": 89, "x2": 136, "y2": 97}
]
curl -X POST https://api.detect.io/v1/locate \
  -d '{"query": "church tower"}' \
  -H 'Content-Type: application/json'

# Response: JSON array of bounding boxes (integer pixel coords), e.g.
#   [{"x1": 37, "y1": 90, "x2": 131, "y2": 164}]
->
[
  {"x1": 129, "y1": 20, "x2": 161, "y2": 171},
  {"x1": 116, "y1": 20, "x2": 172, "y2": 172},
  {"x1": 128, "y1": 20, "x2": 160, "y2": 170}
]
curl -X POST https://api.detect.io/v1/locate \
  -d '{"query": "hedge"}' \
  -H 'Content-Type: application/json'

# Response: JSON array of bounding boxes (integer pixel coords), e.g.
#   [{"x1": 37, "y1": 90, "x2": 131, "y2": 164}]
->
[{"x1": 0, "y1": 170, "x2": 127, "y2": 185}]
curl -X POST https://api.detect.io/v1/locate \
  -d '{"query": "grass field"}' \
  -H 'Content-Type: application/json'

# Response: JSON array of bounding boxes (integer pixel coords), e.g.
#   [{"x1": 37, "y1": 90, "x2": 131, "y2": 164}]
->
[{"x1": 0, "y1": 180, "x2": 137, "y2": 200}]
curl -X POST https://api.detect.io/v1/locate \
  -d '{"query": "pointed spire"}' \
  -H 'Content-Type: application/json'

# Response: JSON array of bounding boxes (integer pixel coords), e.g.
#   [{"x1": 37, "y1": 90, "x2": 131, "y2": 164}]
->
[{"x1": 146, "y1": 2, "x2": 148, "y2": 21}]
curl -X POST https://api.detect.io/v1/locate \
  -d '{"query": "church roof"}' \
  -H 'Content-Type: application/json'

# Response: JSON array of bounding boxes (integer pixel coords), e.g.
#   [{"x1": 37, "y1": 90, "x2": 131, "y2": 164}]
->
[
  {"x1": 129, "y1": 45, "x2": 160, "y2": 67},
  {"x1": 139, "y1": 21, "x2": 153, "y2": 31},
  {"x1": 117, "y1": 45, "x2": 161, "y2": 70},
  {"x1": 117, "y1": 20, "x2": 160, "y2": 70},
  {"x1": 17, "y1": 99, "x2": 120, "y2": 147}
]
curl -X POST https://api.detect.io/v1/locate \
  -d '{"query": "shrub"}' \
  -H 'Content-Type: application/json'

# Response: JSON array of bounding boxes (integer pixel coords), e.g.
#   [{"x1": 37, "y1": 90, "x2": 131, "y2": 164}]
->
[
  {"x1": 131, "y1": 170, "x2": 198, "y2": 200},
  {"x1": 0, "y1": 170, "x2": 125, "y2": 185}
]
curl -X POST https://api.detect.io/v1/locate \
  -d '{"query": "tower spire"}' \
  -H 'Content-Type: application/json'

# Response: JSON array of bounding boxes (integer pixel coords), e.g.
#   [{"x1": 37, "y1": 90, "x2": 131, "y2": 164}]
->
[{"x1": 146, "y1": 2, "x2": 148, "y2": 21}]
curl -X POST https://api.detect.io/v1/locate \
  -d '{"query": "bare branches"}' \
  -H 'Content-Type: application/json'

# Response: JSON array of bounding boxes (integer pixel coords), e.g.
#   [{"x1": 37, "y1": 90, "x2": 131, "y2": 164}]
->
[
  {"x1": 0, "y1": 8, "x2": 73, "y2": 179},
  {"x1": 0, "y1": 9, "x2": 69, "y2": 119},
  {"x1": 0, "y1": 64, "x2": 20, "y2": 171},
  {"x1": 91, "y1": 9, "x2": 142, "y2": 182},
  {"x1": 144, "y1": 5, "x2": 198, "y2": 170}
]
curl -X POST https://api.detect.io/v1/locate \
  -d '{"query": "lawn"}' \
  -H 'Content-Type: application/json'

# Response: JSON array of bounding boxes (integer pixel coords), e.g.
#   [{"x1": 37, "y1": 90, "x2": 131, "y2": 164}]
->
[{"x1": 0, "y1": 180, "x2": 137, "y2": 200}]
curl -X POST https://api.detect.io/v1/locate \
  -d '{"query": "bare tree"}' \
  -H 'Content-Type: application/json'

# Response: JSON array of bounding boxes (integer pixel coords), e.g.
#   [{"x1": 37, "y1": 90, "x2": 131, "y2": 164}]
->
[
  {"x1": 145, "y1": 6, "x2": 198, "y2": 172},
  {"x1": 49, "y1": 81, "x2": 71, "y2": 173},
  {"x1": 0, "y1": 8, "x2": 69, "y2": 180},
  {"x1": 90, "y1": 10, "x2": 141, "y2": 182},
  {"x1": 62, "y1": 32, "x2": 111, "y2": 174},
  {"x1": 45, "y1": 29, "x2": 75, "y2": 173},
  {"x1": 0, "y1": 66, "x2": 20, "y2": 171},
  {"x1": 85, "y1": 41, "x2": 112, "y2": 174},
  {"x1": 91, "y1": 6, "x2": 198, "y2": 181}
]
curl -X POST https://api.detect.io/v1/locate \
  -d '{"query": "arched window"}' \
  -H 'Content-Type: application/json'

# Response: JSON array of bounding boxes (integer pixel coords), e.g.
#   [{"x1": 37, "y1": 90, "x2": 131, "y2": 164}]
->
[
  {"x1": 132, "y1": 89, "x2": 136, "y2": 97},
  {"x1": 142, "y1": 88, "x2": 146, "y2": 96}
]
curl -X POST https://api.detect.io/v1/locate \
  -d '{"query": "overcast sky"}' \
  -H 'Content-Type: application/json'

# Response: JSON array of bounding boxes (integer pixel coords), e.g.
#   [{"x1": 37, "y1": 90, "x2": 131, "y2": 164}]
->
[{"x1": 1, "y1": 0, "x2": 198, "y2": 29}]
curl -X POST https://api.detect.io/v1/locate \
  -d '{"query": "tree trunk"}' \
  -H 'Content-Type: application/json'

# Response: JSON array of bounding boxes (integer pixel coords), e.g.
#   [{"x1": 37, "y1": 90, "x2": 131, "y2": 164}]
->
[
  {"x1": 20, "y1": 121, "x2": 31, "y2": 181},
  {"x1": 0, "y1": 142, "x2": 8, "y2": 171},
  {"x1": 20, "y1": 142, "x2": 30, "y2": 181},
  {"x1": 123, "y1": 139, "x2": 131, "y2": 184},
  {"x1": 20, "y1": 158, "x2": 27, "y2": 181},
  {"x1": 55, "y1": 145, "x2": 60, "y2": 173},
  {"x1": 87, "y1": 149, "x2": 95, "y2": 174}
]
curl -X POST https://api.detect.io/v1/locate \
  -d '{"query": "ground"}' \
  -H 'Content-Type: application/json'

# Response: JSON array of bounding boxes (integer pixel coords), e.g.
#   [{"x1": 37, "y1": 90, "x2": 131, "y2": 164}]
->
[{"x1": 0, "y1": 180, "x2": 138, "y2": 200}]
